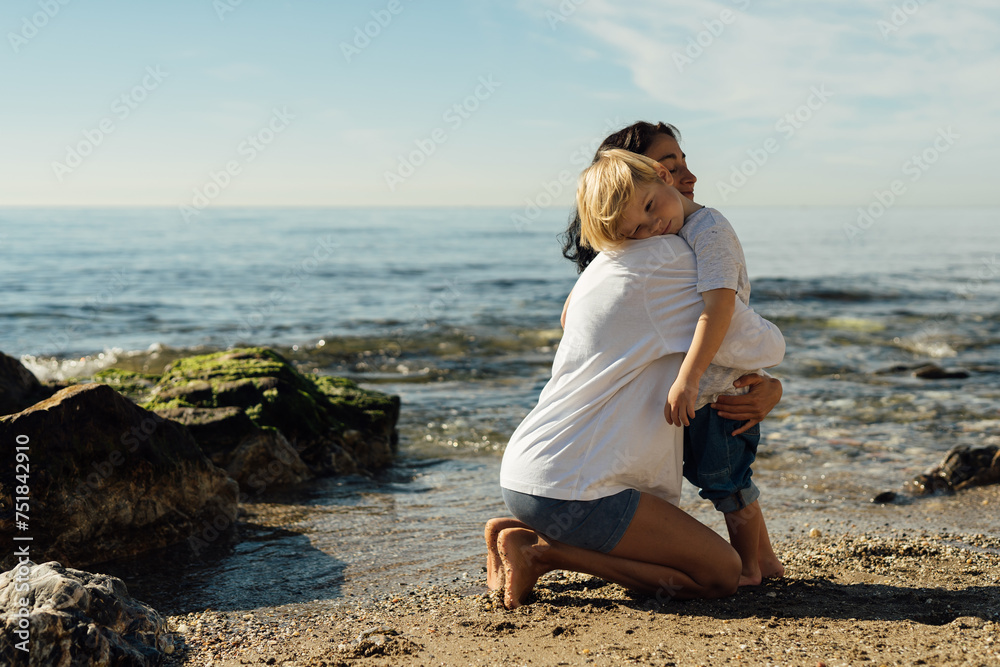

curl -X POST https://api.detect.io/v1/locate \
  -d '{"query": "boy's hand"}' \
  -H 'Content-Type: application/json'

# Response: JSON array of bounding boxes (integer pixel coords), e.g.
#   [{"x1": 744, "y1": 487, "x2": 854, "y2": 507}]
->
[{"x1": 665, "y1": 378, "x2": 698, "y2": 427}]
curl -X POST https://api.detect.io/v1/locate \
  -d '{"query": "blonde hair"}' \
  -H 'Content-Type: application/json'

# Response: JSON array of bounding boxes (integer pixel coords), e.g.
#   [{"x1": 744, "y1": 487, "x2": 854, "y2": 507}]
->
[{"x1": 576, "y1": 148, "x2": 664, "y2": 252}]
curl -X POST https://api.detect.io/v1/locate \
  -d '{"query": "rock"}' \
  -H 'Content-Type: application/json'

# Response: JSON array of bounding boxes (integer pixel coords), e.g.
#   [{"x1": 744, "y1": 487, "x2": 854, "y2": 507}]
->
[
  {"x1": 0, "y1": 561, "x2": 169, "y2": 666},
  {"x1": 907, "y1": 444, "x2": 1000, "y2": 495},
  {"x1": 913, "y1": 364, "x2": 970, "y2": 380},
  {"x1": 0, "y1": 351, "x2": 52, "y2": 416},
  {"x1": 0, "y1": 384, "x2": 238, "y2": 569},
  {"x1": 809, "y1": 528, "x2": 822, "y2": 538},
  {"x1": 226, "y1": 428, "x2": 312, "y2": 489},
  {"x1": 951, "y1": 616, "x2": 987, "y2": 629},
  {"x1": 873, "y1": 363, "x2": 923, "y2": 376},
  {"x1": 144, "y1": 348, "x2": 399, "y2": 476},
  {"x1": 152, "y1": 406, "x2": 257, "y2": 460},
  {"x1": 871, "y1": 491, "x2": 897, "y2": 504},
  {"x1": 153, "y1": 406, "x2": 311, "y2": 488}
]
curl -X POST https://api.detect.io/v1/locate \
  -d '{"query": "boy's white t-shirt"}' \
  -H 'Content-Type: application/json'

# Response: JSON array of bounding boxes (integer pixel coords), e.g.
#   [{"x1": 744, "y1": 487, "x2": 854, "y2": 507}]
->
[
  {"x1": 678, "y1": 207, "x2": 768, "y2": 408},
  {"x1": 500, "y1": 233, "x2": 785, "y2": 506}
]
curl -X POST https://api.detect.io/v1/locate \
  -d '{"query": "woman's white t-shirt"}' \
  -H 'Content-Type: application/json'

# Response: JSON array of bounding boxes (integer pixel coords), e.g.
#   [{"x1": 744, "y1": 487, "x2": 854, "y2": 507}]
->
[{"x1": 500, "y1": 232, "x2": 784, "y2": 506}]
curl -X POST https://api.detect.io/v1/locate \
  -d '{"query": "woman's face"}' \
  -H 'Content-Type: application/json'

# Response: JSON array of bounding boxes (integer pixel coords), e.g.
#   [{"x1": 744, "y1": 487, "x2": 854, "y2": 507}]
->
[{"x1": 642, "y1": 134, "x2": 697, "y2": 200}]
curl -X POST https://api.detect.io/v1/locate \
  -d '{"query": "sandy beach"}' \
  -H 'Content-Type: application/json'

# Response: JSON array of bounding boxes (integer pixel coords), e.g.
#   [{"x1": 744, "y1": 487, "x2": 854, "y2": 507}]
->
[{"x1": 157, "y1": 484, "x2": 999, "y2": 667}]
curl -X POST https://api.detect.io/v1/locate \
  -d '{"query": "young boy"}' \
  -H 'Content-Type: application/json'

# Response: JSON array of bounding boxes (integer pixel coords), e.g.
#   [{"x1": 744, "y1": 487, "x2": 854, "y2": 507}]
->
[{"x1": 578, "y1": 148, "x2": 784, "y2": 585}]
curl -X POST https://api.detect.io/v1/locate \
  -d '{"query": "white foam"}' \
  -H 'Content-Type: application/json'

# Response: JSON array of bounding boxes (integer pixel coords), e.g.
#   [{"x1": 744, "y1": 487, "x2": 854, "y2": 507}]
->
[
  {"x1": 20, "y1": 348, "x2": 124, "y2": 382},
  {"x1": 893, "y1": 337, "x2": 958, "y2": 359}
]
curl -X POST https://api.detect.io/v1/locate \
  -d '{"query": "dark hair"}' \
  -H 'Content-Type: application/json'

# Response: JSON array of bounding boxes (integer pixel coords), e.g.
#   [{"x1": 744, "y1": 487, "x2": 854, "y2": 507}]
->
[{"x1": 560, "y1": 121, "x2": 682, "y2": 272}]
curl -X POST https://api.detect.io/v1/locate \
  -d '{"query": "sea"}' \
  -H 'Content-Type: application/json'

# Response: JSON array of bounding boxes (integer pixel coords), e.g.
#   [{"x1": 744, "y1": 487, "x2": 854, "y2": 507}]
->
[{"x1": 2, "y1": 206, "x2": 998, "y2": 613}]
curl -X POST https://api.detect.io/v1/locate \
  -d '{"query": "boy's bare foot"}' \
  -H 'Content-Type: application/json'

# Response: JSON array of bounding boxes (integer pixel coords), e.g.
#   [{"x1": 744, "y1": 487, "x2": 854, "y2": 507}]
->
[
  {"x1": 756, "y1": 516, "x2": 784, "y2": 578},
  {"x1": 759, "y1": 555, "x2": 785, "y2": 579},
  {"x1": 497, "y1": 527, "x2": 551, "y2": 609},
  {"x1": 485, "y1": 517, "x2": 530, "y2": 591},
  {"x1": 738, "y1": 564, "x2": 763, "y2": 587}
]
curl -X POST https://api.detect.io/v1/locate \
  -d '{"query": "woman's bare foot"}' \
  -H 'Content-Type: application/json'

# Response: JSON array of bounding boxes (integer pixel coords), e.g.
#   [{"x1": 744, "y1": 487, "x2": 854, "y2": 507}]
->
[
  {"x1": 485, "y1": 518, "x2": 530, "y2": 591},
  {"x1": 497, "y1": 527, "x2": 552, "y2": 609}
]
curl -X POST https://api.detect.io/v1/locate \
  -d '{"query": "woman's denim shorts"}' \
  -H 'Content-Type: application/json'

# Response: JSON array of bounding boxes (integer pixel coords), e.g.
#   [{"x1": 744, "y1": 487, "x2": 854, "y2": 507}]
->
[{"x1": 501, "y1": 487, "x2": 641, "y2": 553}]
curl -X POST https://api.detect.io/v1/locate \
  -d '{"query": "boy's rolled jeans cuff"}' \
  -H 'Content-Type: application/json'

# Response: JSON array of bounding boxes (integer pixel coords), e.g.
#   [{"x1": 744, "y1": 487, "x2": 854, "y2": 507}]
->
[{"x1": 711, "y1": 480, "x2": 760, "y2": 514}]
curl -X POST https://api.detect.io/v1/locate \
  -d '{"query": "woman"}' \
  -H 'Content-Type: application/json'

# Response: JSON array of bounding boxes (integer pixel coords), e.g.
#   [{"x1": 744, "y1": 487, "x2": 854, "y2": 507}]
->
[
  {"x1": 485, "y1": 122, "x2": 784, "y2": 608},
  {"x1": 561, "y1": 122, "x2": 782, "y2": 431}
]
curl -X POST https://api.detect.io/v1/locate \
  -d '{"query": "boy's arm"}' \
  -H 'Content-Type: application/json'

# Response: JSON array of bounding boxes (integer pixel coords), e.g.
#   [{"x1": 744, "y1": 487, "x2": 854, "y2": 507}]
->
[{"x1": 665, "y1": 288, "x2": 735, "y2": 427}]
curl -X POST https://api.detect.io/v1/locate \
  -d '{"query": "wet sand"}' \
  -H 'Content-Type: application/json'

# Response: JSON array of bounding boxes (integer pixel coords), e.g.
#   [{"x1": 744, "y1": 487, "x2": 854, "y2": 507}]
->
[{"x1": 158, "y1": 484, "x2": 1000, "y2": 667}]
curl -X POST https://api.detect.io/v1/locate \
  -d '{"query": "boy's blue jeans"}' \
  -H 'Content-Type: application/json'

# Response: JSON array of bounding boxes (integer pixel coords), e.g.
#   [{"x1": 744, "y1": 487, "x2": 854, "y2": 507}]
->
[{"x1": 683, "y1": 404, "x2": 760, "y2": 514}]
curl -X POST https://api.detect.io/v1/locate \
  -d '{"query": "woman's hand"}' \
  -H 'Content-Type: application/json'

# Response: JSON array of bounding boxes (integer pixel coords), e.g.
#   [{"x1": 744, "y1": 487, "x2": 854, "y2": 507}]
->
[
  {"x1": 710, "y1": 374, "x2": 783, "y2": 436},
  {"x1": 665, "y1": 378, "x2": 699, "y2": 427}
]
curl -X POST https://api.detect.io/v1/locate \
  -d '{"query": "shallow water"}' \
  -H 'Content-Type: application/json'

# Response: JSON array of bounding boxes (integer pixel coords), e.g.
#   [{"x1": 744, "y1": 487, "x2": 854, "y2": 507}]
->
[{"x1": 4, "y1": 206, "x2": 999, "y2": 612}]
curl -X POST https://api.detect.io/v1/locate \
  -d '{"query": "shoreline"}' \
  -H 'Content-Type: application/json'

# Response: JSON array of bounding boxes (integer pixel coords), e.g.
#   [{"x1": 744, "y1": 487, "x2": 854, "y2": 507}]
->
[{"x1": 158, "y1": 484, "x2": 999, "y2": 667}]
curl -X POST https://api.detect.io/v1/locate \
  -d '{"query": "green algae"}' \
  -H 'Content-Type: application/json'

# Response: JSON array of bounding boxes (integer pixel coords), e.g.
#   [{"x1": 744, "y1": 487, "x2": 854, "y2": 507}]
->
[
  {"x1": 141, "y1": 348, "x2": 399, "y2": 467},
  {"x1": 91, "y1": 368, "x2": 161, "y2": 403}
]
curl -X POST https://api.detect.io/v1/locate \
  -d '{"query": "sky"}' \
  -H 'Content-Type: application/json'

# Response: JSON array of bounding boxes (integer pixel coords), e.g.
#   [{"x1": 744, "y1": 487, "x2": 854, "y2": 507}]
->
[{"x1": 1, "y1": 0, "x2": 998, "y2": 209}]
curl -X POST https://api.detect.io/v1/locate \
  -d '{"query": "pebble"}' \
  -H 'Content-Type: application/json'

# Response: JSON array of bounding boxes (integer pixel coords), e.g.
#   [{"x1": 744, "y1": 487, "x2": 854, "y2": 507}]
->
[
  {"x1": 809, "y1": 528, "x2": 823, "y2": 538},
  {"x1": 913, "y1": 364, "x2": 969, "y2": 379},
  {"x1": 871, "y1": 491, "x2": 897, "y2": 504}
]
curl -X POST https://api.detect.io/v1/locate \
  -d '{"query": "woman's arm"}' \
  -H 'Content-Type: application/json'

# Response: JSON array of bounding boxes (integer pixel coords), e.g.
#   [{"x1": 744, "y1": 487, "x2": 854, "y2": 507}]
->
[
  {"x1": 560, "y1": 291, "x2": 572, "y2": 329},
  {"x1": 712, "y1": 300, "x2": 785, "y2": 371},
  {"x1": 712, "y1": 373, "x2": 783, "y2": 435}
]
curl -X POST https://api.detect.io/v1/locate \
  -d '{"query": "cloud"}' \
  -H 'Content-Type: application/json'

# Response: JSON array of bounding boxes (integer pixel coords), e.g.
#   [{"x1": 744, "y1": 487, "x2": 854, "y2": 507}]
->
[
  {"x1": 565, "y1": 1, "x2": 998, "y2": 120},
  {"x1": 519, "y1": 0, "x2": 1000, "y2": 203}
]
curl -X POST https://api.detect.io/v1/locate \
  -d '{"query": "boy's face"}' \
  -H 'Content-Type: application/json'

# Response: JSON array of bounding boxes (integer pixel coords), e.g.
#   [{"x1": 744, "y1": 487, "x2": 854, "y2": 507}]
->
[{"x1": 619, "y1": 167, "x2": 686, "y2": 240}]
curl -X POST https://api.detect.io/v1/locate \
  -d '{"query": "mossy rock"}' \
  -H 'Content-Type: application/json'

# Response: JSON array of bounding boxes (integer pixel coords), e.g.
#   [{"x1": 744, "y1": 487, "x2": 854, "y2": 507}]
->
[
  {"x1": 143, "y1": 348, "x2": 399, "y2": 475},
  {"x1": 92, "y1": 368, "x2": 160, "y2": 402}
]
